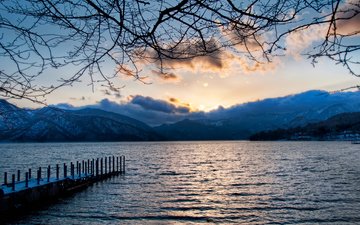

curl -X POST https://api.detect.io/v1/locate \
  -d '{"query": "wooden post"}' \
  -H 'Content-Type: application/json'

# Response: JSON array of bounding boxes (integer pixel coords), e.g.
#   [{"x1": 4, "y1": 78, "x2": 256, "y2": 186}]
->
[
  {"x1": 47, "y1": 165, "x2": 51, "y2": 182},
  {"x1": 74, "y1": 161, "x2": 79, "y2": 175},
  {"x1": 85, "y1": 161, "x2": 87, "y2": 176},
  {"x1": 117, "y1": 156, "x2": 120, "y2": 172},
  {"x1": 64, "y1": 163, "x2": 67, "y2": 178},
  {"x1": 25, "y1": 172, "x2": 29, "y2": 188},
  {"x1": 87, "y1": 159, "x2": 90, "y2": 174},
  {"x1": 122, "y1": 156, "x2": 125, "y2": 173},
  {"x1": 11, "y1": 174, "x2": 15, "y2": 191},
  {"x1": 112, "y1": 156, "x2": 115, "y2": 173},
  {"x1": 37, "y1": 168, "x2": 41, "y2": 185},
  {"x1": 116, "y1": 157, "x2": 119, "y2": 172},
  {"x1": 4, "y1": 172, "x2": 7, "y2": 185},
  {"x1": 71, "y1": 162, "x2": 74, "y2": 179},
  {"x1": 88, "y1": 160, "x2": 91, "y2": 175},
  {"x1": 76, "y1": 161, "x2": 79, "y2": 175},
  {"x1": 120, "y1": 156, "x2": 122, "y2": 173},
  {"x1": 101, "y1": 158, "x2": 103, "y2": 175},
  {"x1": 96, "y1": 158, "x2": 99, "y2": 176},
  {"x1": 28, "y1": 168, "x2": 31, "y2": 179},
  {"x1": 39, "y1": 167, "x2": 42, "y2": 180},
  {"x1": 56, "y1": 164, "x2": 59, "y2": 180},
  {"x1": 82, "y1": 160, "x2": 85, "y2": 174},
  {"x1": 91, "y1": 158, "x2": 93, "y2": 176},
  {"x1": 17, "y1": 170, "x2": 20, "y2": 182},
  {"x1": 108, "y1": 156, "x2": 111, "y2": 173},
  {"x1": 105, "y1": 157, "x2": 107, "y2": 174}
]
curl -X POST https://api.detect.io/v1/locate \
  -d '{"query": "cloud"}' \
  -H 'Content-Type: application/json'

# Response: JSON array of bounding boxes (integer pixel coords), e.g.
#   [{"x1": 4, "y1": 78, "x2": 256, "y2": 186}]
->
[
  {"x1": 147, "y1": 38, "x2": 227, "y2": 73},
  {"x1": 148, "y1": 46, "x2": 278, "y2": 78},
  {"x1": 53, "y1": 95, "x2": 202, "y2": 126},
  {"x1": 53, "y1": 90, "x2": 360, "y2": 132},
  {"x1": 220, "y1": 24, "x2": 264, "y2": 53},
  {"x1": 335, "y1": 0, "x2": 360, "y2": 36},
  {"x1": 101, "y1": 88, "x2": 122, "y2": 99},
  {"x1": 285, "y1": 24, "x2": 327, "y2": 59},
  {"x1": 285, "y1": 1, "x2": 359, "y2": 59},
  {"x1": 169, "y1": 97, "x2": 178, "y2": 103},
  {"x1": 130, "y1": 95, "x2": 191, "y2": 114},
  {"x1": 150, "y1": 70, "x2": 181, "y2": 83}
]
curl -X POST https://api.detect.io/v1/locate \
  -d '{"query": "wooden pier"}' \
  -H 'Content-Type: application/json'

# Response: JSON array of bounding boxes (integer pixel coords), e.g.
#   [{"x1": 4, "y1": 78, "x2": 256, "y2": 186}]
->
[{"x1": 0, "y1": 155, "x2": 125, "y2": 216}]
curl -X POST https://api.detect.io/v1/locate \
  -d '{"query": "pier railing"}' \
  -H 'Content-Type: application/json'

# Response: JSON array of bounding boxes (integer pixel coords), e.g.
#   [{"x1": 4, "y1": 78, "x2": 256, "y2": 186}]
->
[{"x1": 0, "y1": 155, "x2": 126, "y2": 214}]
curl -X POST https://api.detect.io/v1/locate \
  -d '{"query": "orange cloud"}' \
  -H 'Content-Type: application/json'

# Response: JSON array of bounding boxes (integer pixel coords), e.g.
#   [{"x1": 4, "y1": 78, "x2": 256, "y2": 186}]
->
[
  {"x1": 147, "y1": 38, "x2": 226, "y2": 72},
  {"x1": 147, "y1": 44, "x2": 277, "y2": 78},
  {"x1": 335, "y1": 0, "x2": 360, "y2": 36},
  {"x1": 285, "y1": 0, "x2": 359, "y2": 58},
  {"x1": 167, "y1": 97, "x2": 195, "y2": 111},
  {"x1": 150, "y1": 70, "x2": 182, "y2": 83},
  {"x1": 220, "y1": 23, "x2": 264, "y2": 53},
  {"x1": 169, "y1": 97, "x2": 178, "y2": 103}
]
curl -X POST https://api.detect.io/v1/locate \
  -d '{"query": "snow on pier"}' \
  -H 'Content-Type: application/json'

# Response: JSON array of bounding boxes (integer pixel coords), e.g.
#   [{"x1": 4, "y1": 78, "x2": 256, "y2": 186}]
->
[{"x1": 0, "y1": 155, "x2": 125, "y2": 215}]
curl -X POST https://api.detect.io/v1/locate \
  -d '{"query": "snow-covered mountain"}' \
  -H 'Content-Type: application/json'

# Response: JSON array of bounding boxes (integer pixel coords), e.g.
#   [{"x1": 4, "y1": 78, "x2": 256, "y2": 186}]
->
[
  {"x1": 250, "y1": 112, "x2": 360, "y2": 141},
  {"x1": 0, "y1": 99, "x2": 33, "y2": 132},
  {"x1": 0, "y1": 101, "x2": 161, "y2": 142},
  {"x1": 1, "y1": 90, "x2": 360, "y2": 141},
  {"x1": 155, "y1": 90, "x2": 360, "y2": 140}
]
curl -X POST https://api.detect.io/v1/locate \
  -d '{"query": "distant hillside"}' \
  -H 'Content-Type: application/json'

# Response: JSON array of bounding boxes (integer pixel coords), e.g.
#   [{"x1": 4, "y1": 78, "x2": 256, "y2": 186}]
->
[
  {"x1": 155, "y1": 90, "x2": 360, "y2": 140},
  {"x1": 154, "y1": 119, "x2": 249, "y2": 141},
  {"x1": 249, "y1": 112, "x2": 360, "y2": 141},
  {"x1": 0, "y1": 100, "x2": 162, "y2": 142},
  {"x1": 155, "y1": 119, "x2": 249, "y2": 140},
  {"x1": 2, "y1": 89, "x2": 360, "y2": 142}
]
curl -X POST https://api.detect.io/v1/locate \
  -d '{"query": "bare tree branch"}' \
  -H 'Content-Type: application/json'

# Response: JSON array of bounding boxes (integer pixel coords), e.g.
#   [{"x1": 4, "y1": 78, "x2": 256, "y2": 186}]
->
[{"x1": 0, "y1": 0, "x2": 358, "y2": 103}]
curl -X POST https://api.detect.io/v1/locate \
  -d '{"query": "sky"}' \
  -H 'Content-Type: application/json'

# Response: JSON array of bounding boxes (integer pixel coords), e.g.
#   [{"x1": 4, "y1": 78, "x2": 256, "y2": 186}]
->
[
  {"x1": 18, "y1": 51, "x2": 359, "y2": 112},
  {"x1": 5, "y1": 1, "x2": 360, "y2": 114}
]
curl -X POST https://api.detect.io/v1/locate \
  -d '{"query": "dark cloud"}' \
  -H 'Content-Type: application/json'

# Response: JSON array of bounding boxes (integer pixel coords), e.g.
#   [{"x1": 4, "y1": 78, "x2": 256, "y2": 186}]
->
[
  {"x1": 54, "y1": 95, "x2": 200, "y2": 126},
  {"x1": 130, "y1": 95, "x2": 190, "y2": 114},
  {"x1": 148, "y1": 38, "x2": 225, "y2": 71},
  {"x1": 169, "y1": 97, "x2": 178, "y2": 103},
  {"x1": 95, "y1": 98, "x2": 201, "y2": 126},
  {"x1": 151, "y1": 70, "x2": 180, "y2": 82},
  {"x1": 102, "y1": 87, "x2": 122, "y2": 99}
]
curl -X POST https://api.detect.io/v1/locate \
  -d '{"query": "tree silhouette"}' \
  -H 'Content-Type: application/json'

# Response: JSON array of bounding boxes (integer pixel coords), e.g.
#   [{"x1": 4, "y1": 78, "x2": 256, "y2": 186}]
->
[{"x1": 0, "y1": 0, "x2": 359, "y2": 102}]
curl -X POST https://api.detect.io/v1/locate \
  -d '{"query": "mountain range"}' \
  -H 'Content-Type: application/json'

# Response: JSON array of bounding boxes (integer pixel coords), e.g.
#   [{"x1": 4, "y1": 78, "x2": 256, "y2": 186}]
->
[
  {"x1": 154, "y1": 90, "x2": 360, "y2": 140},
  {"x1": 249, "y1": 112, "x2": 360, "y2": 141},
  {"x1": 1, "y1": 90, "x2": 360, "y2": 142},
  {"x1": 0, "y1": 100, "x2": 160, "y2": 142}
]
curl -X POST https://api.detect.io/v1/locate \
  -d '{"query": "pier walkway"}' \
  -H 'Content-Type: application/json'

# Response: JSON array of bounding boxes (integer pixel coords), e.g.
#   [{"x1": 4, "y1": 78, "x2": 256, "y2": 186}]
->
[{"x1": 0, "y1": 155, "x2": 125, "y2": 215}]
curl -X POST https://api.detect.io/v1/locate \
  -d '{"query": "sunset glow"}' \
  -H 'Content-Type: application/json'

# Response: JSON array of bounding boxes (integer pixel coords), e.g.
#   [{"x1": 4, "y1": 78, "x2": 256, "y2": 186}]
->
[{"x1": 1, "y1": 1, "x2": 360, "y2": 224}]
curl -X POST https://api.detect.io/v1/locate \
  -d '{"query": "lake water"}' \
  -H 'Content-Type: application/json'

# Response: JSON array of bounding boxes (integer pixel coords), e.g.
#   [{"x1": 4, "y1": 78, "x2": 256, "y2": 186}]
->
[{"x1": 0, "y1": 141, "x2": 359, "y2": 224}]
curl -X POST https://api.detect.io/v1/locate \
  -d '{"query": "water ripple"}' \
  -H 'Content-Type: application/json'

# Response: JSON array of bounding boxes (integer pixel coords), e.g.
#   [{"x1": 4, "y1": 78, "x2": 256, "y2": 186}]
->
[{"x1": 1, "y1": 141, "x2": 359, "y2": 224}]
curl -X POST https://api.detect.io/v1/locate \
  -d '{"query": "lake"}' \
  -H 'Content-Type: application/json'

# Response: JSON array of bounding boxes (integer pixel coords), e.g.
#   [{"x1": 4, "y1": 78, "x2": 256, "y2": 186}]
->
[{"x1": 0, "y1": 141, "x2": 359, "y2": 224}]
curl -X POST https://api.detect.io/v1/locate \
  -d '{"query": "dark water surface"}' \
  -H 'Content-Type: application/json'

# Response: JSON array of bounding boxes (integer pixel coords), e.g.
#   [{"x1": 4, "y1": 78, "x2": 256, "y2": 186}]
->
[{"x1": 0, "y1": 141, "x2": 359, "y2": 224}]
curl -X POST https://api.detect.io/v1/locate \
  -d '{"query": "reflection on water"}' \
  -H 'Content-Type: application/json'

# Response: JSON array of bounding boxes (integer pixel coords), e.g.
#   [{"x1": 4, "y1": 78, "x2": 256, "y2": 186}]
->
[{"x1": 0, "y1": 141, "x2": 359, "y2": 224}]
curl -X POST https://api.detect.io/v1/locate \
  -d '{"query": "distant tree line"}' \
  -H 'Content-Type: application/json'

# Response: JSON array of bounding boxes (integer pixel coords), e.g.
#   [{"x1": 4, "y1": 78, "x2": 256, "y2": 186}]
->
[{"x1": 250, "y1": 112, "x2": 360, "y2": 140}]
